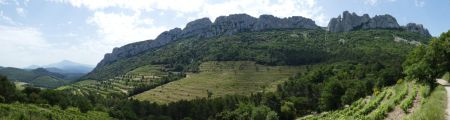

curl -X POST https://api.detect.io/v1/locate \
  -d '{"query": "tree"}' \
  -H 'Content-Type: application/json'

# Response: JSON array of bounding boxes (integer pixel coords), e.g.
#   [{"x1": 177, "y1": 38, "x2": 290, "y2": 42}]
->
[
  {"x1": 280, "y1": 101, "x2": 296, "y2": 120},
  {"x1": 0, "y1": 76, "x2": 17, "y2": 102},
  {"x1": 403, "y1": 30, "x2": 450, "y2": 85},
  {"x1": 319, "y1": 79, "x2": 345, "y2": 111}
]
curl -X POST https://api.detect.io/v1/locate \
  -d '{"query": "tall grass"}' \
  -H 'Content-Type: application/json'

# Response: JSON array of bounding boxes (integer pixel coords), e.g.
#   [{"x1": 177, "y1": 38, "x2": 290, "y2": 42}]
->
[
  {"x1": 404, "y1": 86, "x2": 446, "y2": 120},
  {"x1": 443, "y1": 72, "x2": 450, "y2": 82}
]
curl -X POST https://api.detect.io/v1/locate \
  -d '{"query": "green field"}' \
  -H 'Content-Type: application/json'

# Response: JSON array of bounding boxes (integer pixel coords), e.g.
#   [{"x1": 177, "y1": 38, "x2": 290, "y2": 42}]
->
[
  {"x1": 0, "y1": 103, "x2": 114, "y2": 120},
  {"x1": 57, "y1": 65, "x2": 175, "y2": 96},
  {"x1": 132, "y1": 61, "x2": 305, "y2": 104}
]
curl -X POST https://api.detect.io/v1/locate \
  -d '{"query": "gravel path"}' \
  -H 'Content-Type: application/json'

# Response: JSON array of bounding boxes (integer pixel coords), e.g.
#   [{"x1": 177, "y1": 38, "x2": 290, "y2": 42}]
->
[{"x1": 437, "y1": 79, "x2": 450, "y2": 120}]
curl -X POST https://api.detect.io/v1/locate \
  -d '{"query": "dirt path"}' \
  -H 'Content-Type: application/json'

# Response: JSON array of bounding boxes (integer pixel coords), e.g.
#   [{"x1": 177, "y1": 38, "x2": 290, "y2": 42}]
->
[{"x1": 436, "y1": 79, "x2": 450, "y2": 120}]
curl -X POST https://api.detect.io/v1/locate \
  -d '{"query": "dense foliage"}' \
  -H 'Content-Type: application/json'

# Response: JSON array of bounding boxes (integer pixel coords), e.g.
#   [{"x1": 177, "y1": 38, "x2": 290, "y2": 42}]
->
[{"x1": 403, "y1": 30, "x2": 450, "y2": 85}]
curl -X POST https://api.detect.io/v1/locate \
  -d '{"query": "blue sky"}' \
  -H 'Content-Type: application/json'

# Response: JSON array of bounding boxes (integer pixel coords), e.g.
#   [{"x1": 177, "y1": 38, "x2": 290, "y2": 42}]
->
[{"x1": 0, "y1": 0, "x2": 449, "y2": 68}]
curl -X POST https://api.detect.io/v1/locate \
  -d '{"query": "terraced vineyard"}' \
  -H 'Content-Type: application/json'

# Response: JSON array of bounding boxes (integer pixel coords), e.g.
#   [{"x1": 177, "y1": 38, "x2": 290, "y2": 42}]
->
[
  {"x1": 132, "y1": 61, "x2": 305, "y2": 104},
  {"x1": 57, "y1": 65, "x2": 180, "y2": 96},
  {"x1": 299, "y1": 81, "x2": 427, "y2": 120},
  {"x1": 0, "y1": 103, "x2": 113, "y2": 120}
]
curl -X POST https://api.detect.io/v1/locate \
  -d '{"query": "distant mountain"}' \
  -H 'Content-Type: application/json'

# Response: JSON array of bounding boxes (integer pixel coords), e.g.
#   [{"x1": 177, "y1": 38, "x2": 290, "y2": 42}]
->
[
  {"x1": 44, "y1": 60, "x2": 93, "y2": 74},
  {"x1": 24, "y1": 60, "x2": 94, "y2": 74},
  {"x1": 24, "y1": 65, "x2": 41, "y2": 69}
]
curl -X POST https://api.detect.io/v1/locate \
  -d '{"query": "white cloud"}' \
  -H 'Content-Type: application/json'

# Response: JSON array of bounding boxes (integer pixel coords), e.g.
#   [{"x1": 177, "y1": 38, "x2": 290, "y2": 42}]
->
[
  {"x1": 196, "y1": 0, "x2": 327, "y2": 25},
  {"x1": 51, "y1": 0, "x2": 327, "y2": 26},
  {"x1": 0, "y1": 11, "x2": 16, "y2": 25},
  {"x1": 414, "y1": 0, "x2": 425, "y2": 7},
  {"x1": 16, "y1": 7, "x2": 25, "y2": 17},
  {"x1": 87, "y1": 11, "x2": 168, "y2": 46},
  {"x1": 0, "y1": 25, "x2": 50, "y2": 67},
  {"x1": 0, "y1": 25, "x2": 112, "y2": 67},
  {"x1": 364, "y1": 0, "x2": 397, "y2": 6},
  {"x1": 365, "y1": 0, "x2": 378, "y2": 5},
  {"x1": 49, "y1": 0, "x2": 205, "y2": 12}
]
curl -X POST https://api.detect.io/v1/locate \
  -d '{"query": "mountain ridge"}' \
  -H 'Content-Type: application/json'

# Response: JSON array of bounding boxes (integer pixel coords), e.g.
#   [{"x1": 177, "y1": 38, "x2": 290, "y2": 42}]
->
[
  {"x1": 25, "y1": 60, "x2": 93, "y2": 74},
  {"x1": 86, "y1": 11, "x2": 431, "y2": 80},
  {"x1": 95, "y1": 14, "x2": 319, "y2": 68}
]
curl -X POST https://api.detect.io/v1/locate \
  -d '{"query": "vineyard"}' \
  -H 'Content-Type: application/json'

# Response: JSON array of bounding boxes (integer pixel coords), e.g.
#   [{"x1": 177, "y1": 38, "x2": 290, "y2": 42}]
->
[
  {"x1": 132, "y1": 61, "x2": 305, "y2": 104},
  {"x1": 57, "y1": 65, "x2": 182, "y2": 96},
  {"x1": 299, "y1": 81, "x2": 429, "y2": 120}
]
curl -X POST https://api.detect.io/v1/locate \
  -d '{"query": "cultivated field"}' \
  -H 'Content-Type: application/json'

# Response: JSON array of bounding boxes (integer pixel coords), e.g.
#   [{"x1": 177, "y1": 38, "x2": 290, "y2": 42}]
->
[
  {"x1": 132, "y1": 61, "x2": 305, "y2": 104},
  {"x1": 57, "y1": 65, "x2": 171, "y2": 96},
  {"x1": 298, "y1": 81, "x2": 445, "y2": 120}
]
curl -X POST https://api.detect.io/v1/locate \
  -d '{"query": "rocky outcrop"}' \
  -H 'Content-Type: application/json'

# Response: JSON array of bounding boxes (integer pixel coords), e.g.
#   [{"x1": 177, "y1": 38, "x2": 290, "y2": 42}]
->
[
  {"x1": 403, "y1": 23, "x2": 431, "y2": 37},
  {"x1": 253, "y1": 15, "x2": 318, "y2": 31},
  {"x1": 95, "y1": 14, "x2": 319, "y2": 68},
  {"x1": 211, "y1": 14, "x2": 258, "y2": 36},
  {"x1": 328, "y1": 11, "x2": 430, "y2": 37},
  {"x1": 98, "y1": 28, "x2": 182, "y2": 67},
  {"x1": 328, "y1": 11, "x2": 400, "y2": 32},
  {"x1": 180, "y1": 18, "x2": 213, "y2": 38}
]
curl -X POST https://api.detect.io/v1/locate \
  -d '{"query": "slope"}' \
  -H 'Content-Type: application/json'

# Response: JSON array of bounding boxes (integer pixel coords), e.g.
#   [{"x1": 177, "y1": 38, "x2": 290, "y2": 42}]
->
[
  {"x1": 85, "y1": 29, "x2": 429, "y2": 81},
  {"x1": 298, "y1": 81, "x2": 445, "y2": 120},
  {"x1": 132, "y1": 61, "x2": 305, "y2": 103}
]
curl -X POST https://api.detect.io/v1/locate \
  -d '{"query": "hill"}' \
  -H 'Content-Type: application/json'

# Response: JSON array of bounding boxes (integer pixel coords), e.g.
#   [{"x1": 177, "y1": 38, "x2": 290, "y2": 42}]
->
[
  {"x1": 132, "y1": 61, "x2": 305, "y2": 103},
  {"x1": 0, "y1": 67, "x2": 69, "y2": 88}
]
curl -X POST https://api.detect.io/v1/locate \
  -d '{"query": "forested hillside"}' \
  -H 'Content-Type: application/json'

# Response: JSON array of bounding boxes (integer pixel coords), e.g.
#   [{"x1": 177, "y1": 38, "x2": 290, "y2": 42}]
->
[{"x1": 85, "y1": 29, "x2": 428, "y2": 80}]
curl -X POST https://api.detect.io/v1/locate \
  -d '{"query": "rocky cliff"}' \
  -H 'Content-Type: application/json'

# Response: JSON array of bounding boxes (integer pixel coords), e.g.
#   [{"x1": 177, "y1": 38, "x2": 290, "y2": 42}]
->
[
  {"x1": 96, "y1": 14, "x2": 319, "y2": 68},
  {"x1": 328, "y1": 11, "x2": 430, "y2": 37}
]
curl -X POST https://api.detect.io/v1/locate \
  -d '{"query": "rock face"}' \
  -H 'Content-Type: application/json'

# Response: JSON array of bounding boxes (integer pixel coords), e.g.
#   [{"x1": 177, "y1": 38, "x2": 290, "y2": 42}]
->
[
  {"x1": 403, "y1": 23, "x2": 431, "y2": 37},
  {"x1": 328, "y1": 11, "x2": 400, "y2": 32},
  {"x1": 96, "y1": 14, "x2": 319, "y2": 68},
  {"x1": 328, "y1": 11, "x2": 430, "y2": 37},
  {"x1": 253, "y1": 15, "x2": 318, "y2": 31}
]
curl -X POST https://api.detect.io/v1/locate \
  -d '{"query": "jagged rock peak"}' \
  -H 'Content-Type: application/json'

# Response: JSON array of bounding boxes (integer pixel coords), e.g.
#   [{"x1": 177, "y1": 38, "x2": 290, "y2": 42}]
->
[
  {"x1": 328, "y1": 11, "x2": 430, "y2": 37},
  {"x1": 181, "y1": 18, "x2": 213, "y2": 38},
  {"x1": 328, "y1": 11, "x2": 400, "y2": 32},
  {"x1": 403, "y1": 23, "x2": 431, "y2": 37},
  {"x1": 95, "y1": 13, "x2": 320, "y2": 69},
  {"x1": 253, "y1": 14, "x2": 318, "y2": 31}
]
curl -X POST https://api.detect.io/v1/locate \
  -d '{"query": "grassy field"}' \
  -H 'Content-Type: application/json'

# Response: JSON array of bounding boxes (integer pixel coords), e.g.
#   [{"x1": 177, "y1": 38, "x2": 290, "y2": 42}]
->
[
  {"x1": 57, "y1": 65, "x2": 172, "y2": 96},
  {"x1": 404, "y1": 85, "x2": 446, "y2": 120},
  {"x1": 0, "y1": 103, "x2": 114, "y2": 120},
  {"x1": 14, "y1": 82, "x2": 28, "y2": 90},
  {"x1": 132, "y1": 61, "x2": 305, "y2": 104}
]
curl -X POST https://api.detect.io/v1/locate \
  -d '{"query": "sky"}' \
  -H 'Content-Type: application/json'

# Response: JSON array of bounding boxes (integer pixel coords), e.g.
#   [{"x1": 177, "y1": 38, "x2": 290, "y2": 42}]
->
[{"x1": 0, "y1": 0, "x2": 449, "y2": 68}]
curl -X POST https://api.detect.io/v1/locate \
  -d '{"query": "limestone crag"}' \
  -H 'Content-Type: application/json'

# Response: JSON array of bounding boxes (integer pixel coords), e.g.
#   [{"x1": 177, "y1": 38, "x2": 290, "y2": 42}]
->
[
  {"x1": 328, "y1": 11, "x2": 400, "y2": 32},
  {"x1": 253, "y1": 15, "x2": 318, "y2": 31},
  {"x1": 403, "y1": 23, "x2": 431, "y2": 37},
  {"x1": 96, "y1": 14, "x2": 319, "y2": 68},
  {"x1": 328, "y1": 11, "x2": 430, "y2": 37}
]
